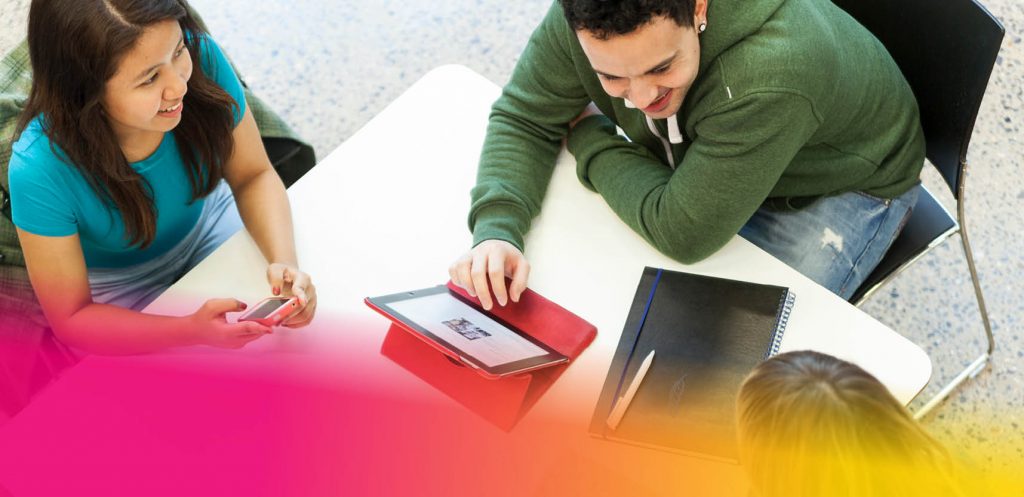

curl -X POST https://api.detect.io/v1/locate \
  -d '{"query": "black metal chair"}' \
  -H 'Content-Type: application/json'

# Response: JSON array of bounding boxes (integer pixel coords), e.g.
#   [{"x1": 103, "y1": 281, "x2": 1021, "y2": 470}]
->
[{"x1": 833, "y1": 0, "x2": 1005, "y2": 418}]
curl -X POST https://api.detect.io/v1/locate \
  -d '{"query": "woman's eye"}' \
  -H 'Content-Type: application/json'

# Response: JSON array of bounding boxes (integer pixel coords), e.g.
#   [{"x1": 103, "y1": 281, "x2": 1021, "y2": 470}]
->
[
  {"x1": 600, "y1": 74, "x2": 621, "y2": 82},
  {"x1": 650, "y1": 65, "x2": 669, "y2": 74},
  {"x1": 175, "y1": 47, "x2": 186, "y2": 58},
  {"x1": 142, "y1": 74, "x2": 157, "y2": 86}
]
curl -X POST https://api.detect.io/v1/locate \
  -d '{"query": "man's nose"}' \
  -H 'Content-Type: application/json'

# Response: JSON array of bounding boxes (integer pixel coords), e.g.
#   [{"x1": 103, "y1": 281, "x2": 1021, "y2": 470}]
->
[{"x1": 627, "y1": 80, "x2": 659, "y2": 109}]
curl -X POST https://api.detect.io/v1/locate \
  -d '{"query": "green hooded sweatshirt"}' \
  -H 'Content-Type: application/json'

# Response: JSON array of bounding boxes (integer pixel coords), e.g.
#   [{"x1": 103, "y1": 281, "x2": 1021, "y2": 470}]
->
[{"x1": 468, "y1": 0, "x2": 925, "y2": 263}]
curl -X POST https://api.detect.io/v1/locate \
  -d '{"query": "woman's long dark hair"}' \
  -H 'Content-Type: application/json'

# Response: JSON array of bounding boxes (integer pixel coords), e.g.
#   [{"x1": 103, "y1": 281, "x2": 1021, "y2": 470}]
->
[{"x1": 17, "y1": 0, "x2": 237, "y2": 248}]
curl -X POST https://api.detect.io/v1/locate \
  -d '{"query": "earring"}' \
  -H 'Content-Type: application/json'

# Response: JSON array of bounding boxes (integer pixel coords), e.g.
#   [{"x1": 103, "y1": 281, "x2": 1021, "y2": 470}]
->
[{"x1": 698, "y1": 21, "x2": 707, "y2": 34}]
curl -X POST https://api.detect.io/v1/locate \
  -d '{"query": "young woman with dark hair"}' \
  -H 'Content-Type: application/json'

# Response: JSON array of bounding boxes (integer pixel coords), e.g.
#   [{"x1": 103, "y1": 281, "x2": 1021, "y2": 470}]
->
[{"x1": 8, "y1": 0, "x2": 316, "y2": 354}]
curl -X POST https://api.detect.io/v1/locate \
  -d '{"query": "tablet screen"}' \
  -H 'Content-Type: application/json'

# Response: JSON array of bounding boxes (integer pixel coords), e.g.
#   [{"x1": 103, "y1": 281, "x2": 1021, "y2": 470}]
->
[{"x1": 387, "y1": 292, "x2": 548, "y2": 368}]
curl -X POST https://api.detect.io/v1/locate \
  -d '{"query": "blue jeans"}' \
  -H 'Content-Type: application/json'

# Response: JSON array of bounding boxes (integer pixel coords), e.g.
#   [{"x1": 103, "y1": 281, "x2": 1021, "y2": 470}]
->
[
  {"x1": 87, "y1": 181, "x2": 243, "y2": 310},
  {"x1": 738, "y1": 187, "x2": 919, "y2": 300}
]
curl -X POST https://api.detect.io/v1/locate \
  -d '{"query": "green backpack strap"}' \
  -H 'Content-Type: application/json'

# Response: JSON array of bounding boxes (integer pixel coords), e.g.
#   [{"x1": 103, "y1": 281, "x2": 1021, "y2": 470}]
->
[
  {"x1": 1, "y1": 41, "x2": 31, "y2": 268},
  {"x1": 1, "y1": 40, "x2": 31, "y2": 223},
  {"x1": 0, "y1": 41, "x2": 63, "y2": 420}
]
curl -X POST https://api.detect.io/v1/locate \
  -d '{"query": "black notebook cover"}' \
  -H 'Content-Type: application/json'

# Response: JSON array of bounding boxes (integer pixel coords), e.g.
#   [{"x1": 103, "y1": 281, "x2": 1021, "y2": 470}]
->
[{"x1": 589, "y1": 267, "x2": 795, "y2": 462}]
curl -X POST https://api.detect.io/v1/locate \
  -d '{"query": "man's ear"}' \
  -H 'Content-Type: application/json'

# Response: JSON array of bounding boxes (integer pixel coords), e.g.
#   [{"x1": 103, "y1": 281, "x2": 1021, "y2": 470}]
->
[{"x1": 694, "y1": 0, "x2": 709, "y2": 25}]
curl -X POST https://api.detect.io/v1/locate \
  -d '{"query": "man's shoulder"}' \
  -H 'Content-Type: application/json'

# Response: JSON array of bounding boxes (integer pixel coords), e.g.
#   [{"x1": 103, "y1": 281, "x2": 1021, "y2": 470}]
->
[{"x1": 705, "y1": 0, "x2": 887, "y2": 98}]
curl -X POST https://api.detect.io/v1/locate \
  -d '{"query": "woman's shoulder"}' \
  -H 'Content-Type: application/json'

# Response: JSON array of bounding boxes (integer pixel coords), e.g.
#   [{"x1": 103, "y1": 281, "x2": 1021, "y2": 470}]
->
[
  {"x1": 9, "y1": 116, "x2": 74, "y2": 180},
  {"x1": 190, "y1": 34, "x2": 247, "y2": 126},
  {"x1": 11, "y1": 116, "x2": 46, "y2": 155},
  {"x1": 193, "y1": 35, "x2": 228, "y2": 77}
]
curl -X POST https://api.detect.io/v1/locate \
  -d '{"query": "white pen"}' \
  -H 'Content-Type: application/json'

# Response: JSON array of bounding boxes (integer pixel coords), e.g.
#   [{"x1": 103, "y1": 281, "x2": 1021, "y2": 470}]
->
[{"x1": 606, "y1": 350, "x2": 656, "y2": 430}]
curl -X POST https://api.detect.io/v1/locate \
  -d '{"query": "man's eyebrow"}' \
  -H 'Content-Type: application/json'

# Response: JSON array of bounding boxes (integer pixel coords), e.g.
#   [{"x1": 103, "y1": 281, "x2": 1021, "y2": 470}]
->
[
  {"x1": 593, "y1": 52, "x2": 679, "y2": 79},
  {"x1": 134, "y1": 35, "x2": 185, "y2": 81}
]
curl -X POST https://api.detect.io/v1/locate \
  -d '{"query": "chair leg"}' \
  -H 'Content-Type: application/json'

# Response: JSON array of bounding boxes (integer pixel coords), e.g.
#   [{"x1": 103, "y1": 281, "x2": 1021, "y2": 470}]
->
[
  {"x1": 913, "y1": 200, "x2": 995, "y2": 419},
  {"x1": 959, "y1": 218, "x2": 996, "y2": 357},
  {"x1": 914, "y1": 352, "x2": 989, "y2": 419}
]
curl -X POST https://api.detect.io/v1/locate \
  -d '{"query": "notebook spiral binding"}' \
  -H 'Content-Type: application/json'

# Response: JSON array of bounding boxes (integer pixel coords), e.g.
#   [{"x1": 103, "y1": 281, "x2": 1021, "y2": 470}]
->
[{"x1": 767, "y1": 290, "x2": 796, "y2": 358}]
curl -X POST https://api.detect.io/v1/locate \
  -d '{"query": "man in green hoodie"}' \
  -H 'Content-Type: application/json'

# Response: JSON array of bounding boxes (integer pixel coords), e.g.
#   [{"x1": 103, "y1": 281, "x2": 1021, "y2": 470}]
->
[{"x1": 449, "y1": 0, "x2": 924, "y2": 309}]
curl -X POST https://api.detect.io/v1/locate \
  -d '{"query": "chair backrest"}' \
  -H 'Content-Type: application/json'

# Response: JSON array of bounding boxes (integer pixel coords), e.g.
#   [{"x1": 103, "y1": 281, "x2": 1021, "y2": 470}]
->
[{"x1": 830, "y1": 0, "x2": 1004, "y2": 198}]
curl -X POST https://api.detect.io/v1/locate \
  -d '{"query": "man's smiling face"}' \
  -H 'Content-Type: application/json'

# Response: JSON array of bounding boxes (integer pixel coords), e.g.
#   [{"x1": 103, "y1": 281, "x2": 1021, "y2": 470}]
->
[{"x1": 578, "y1": 13, "x2": 703, "y2": 119}]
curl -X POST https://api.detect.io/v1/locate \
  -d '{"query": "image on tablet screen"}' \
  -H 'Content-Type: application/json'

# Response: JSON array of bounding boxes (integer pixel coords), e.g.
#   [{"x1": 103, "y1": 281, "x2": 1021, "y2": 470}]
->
[
  {"x1": 442, "y1": 318, "x2": 492, "y2": 340},
  {"x1": 388, "y1": 292, "x2": 547, "y2": 367}
]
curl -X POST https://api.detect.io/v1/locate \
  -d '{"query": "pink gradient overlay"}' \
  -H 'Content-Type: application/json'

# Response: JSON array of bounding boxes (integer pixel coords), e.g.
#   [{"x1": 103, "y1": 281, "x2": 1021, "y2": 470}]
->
[{"x1": 1, "y1": 309, "x2": 1019, "y2": 496}]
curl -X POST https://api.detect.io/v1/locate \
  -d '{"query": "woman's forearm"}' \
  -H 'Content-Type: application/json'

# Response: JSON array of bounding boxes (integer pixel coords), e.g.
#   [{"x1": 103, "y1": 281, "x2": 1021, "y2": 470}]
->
[
  {"x1": 232, "y1": 169, "x2": 298, "y2": 266},
  {"x1": 57, "y1": 304, "x2": 196, "y2": 355}
]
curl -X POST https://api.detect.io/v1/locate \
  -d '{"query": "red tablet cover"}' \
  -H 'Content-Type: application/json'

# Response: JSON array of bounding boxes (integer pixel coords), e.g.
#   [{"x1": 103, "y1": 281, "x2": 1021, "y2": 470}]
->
[{"x1": 379, "y1": 280, "x2": 597, "y2": 430}]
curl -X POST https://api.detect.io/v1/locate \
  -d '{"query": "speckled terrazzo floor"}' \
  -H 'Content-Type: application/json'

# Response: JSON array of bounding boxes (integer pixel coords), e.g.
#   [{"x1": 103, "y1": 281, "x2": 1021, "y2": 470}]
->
[{"x1": 1, "y1": 0, "x2": 1021, "y2": 481}]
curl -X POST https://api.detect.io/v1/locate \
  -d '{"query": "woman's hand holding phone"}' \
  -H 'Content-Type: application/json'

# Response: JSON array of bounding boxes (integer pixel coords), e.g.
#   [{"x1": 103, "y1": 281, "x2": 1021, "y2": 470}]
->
[
  {"x1": 266, "y1": 262, "x2": 317, "y2": 327},
  {"x1": 188, "y1": 298, "x2": 272, "y2": 349}
]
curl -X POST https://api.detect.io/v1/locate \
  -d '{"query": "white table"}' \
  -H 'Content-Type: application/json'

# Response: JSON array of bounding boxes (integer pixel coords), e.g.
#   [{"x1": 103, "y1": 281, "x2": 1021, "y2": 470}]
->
[
  {"x1": 0, "y1": 66, "x2": 931, "y2": 497},
  {"x1": 143, "y1": 64, "x2": 932, "y2": 494},
  {"x1": 146, "y1": 64, "x2": 931, "y2": 405}
]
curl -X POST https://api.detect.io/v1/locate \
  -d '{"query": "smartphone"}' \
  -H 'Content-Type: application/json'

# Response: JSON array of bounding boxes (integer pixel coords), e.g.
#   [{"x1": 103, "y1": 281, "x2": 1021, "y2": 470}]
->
[{"x1": 238, "y1": 296, "x2": 300, "y2": 326}]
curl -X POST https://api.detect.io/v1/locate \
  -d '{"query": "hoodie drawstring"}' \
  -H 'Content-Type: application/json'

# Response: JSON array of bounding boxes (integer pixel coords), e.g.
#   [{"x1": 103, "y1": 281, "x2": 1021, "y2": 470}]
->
[{"x1": 644, "y1": 115, "x2": 683, "y2": 169}]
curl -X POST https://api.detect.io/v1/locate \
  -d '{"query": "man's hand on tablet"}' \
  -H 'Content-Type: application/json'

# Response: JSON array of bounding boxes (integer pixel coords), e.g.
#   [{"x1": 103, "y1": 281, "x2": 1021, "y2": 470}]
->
[{"x1": 449, "y1": 239, "x2": 530, "y2": 311}]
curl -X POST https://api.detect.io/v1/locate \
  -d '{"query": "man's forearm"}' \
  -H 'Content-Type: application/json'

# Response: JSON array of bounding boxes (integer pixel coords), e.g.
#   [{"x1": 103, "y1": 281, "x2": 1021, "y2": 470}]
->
[{"x1": 568, "y1": 116, "x2": 749, "y2": 263}]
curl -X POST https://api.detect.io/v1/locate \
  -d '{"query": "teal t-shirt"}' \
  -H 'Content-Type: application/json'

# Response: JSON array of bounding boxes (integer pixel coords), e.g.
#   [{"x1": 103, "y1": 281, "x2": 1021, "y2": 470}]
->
[{"x1": 8, "y1": 36, "x2": 246, "y2": 269}]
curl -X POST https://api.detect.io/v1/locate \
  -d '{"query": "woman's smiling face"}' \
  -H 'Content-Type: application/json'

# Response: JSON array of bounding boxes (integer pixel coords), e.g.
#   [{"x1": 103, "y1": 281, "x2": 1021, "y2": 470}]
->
[{"x1": 102, "y1": 19, "x2": 193, "y2": 143}]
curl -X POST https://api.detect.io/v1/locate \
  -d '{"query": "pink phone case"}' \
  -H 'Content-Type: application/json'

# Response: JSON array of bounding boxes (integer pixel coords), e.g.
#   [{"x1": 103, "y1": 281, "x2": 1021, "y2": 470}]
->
[{"x1": 238, "y1": 297, "x2": 299, "y2": 326}]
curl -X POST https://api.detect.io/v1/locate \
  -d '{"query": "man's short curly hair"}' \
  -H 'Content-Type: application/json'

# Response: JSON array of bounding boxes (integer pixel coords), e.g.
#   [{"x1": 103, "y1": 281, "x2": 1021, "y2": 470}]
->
[{"x1": 559, "y1": 0, "x2": 697, "y2": 40}]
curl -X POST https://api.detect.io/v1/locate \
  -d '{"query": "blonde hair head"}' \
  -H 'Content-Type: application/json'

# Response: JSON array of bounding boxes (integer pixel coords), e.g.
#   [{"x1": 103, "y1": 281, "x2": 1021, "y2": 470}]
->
[{"x1": 737, "y1": 350, "x2": 964, "y2": 497}]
